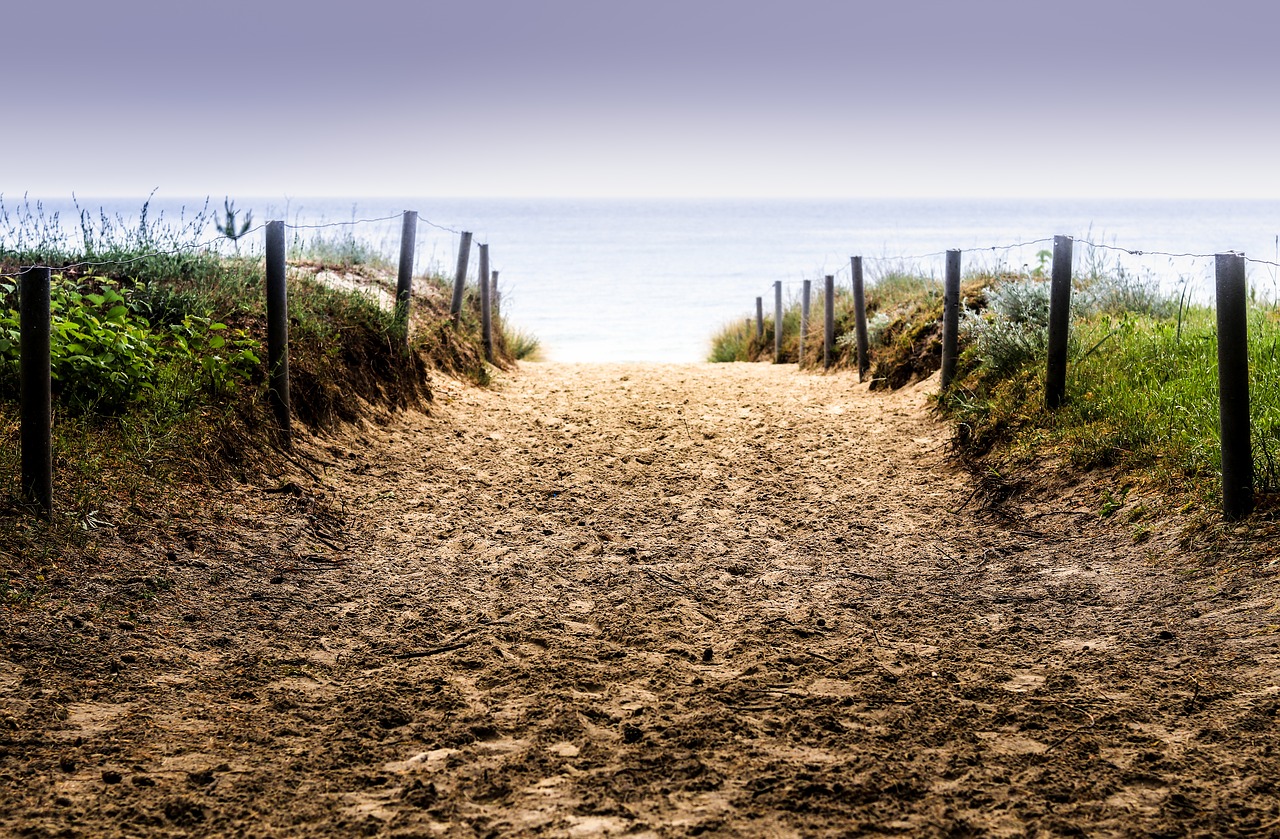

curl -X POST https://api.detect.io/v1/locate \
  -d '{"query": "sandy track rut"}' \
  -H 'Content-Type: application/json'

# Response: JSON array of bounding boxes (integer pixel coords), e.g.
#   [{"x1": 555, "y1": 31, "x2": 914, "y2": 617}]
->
[{"x1": 3, "y1": 362, "x2": 1278, "y2": 838}]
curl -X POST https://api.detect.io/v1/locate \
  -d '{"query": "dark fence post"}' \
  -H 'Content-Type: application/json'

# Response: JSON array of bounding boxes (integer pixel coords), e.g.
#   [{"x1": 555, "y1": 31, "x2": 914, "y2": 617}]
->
[
  {"x1": 395, "y1": 210, "x2": 418, "y2": 336},
  {"x1": 1216, "y1": 252, "x2": 1253, "y2": 520},
  {"x1": 265, "y1": 220, "x2": 291, "y2": 446},
  {"x1": 1045, "y1": 234, "x2": 1073, "y2": 409},
  {"x1": 851, "y1": 256, "x2": 870, "y2": 381},
  {"x1": 756, "y1": 296, "x2": 764, "y2": 342},
  {"x1": 774, "y1": 280, "x2": 783, "y2": 362},
  {"x1": 449, "y1": 231, "x2": 473, "y2": 323},
  {"x1": 823, "y1": 274, "x2": 835, "y2": 369},
  {"x1": 800, "y1": 279, "x2": 811, "y2": 366},
  {"x1": 19, "y1": 266, "x2": 52, "y2": 515},
  {"x1": 940, "y1": 249, "x2": 961, "y2": 389},
  {"x1": 479, "y1": 244, "x2": 493, "y2": 363}
]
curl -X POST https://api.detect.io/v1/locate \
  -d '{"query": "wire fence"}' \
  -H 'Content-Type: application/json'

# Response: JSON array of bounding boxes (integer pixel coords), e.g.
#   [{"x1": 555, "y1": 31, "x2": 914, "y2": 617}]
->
[
  {"x1": 0, "y1": 209, "x2": 481, "y2": 280},
  {"x1": 743, "y1": 233, "x2": 1272, "y2": 521},
  {"x1": 3, "y1": 205, "x2": 498, "y2": 516}
]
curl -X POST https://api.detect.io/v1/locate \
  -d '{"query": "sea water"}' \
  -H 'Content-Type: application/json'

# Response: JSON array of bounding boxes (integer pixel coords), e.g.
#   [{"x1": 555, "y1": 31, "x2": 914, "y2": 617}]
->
[{"x1": 10, "y1": 197, "x2": 1280, "y2": 362}]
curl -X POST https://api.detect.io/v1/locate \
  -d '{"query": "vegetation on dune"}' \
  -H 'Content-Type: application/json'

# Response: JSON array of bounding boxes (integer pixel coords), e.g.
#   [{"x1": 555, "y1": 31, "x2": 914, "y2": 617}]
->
[
  {"x1": 947, "y1": 270, "x2": 1280, "y2": 499},
  {"x1": 707, "y1": 269, "x2": 960, "y2": 382},
  {"x1": 710, "y1": 251, "x2": 1280, "y2": 538},
  {"x1": 0, "y1": 196, "x2": 535, "y2": 604}
]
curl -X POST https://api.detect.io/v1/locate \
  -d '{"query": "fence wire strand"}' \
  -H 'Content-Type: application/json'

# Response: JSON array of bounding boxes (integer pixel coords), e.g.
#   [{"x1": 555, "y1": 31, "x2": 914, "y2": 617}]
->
[
  {"x1": 417, "y1": 215, "x2": 469, "y2": 237},
  {"x1": 284, "y1": 213, "x2": 402, "y2": 230},
  {"x1": 760, "y1": 237, "x2": 1279, "y2": 294},
  {"x1": 1076, "y1": 238, "x2": 1280, "y2": 269}
]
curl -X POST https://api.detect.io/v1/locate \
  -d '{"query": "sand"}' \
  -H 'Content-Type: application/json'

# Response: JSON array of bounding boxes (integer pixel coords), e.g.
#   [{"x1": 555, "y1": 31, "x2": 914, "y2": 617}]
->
[{"x1": 2, "y1": 361, "x2": 1278, "y2": 837}]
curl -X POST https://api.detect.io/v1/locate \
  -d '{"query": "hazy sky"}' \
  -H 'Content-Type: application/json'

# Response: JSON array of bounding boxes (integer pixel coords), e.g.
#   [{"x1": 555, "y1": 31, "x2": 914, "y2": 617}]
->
[{"x1": 7, "y1": 0, "x2": 1279, "y2": 198}]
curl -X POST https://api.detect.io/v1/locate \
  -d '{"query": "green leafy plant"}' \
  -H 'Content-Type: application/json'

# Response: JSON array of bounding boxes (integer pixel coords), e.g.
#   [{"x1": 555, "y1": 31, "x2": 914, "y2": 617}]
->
[
  {"x1": 166, "y1": 315, "x2": 260, "y2": 394},
  {"x1": 45, "y1": 278, "x2": 158, "y2": 412},
  {"x1": 0, "y1": 275, "x2": 261, "y2": 412}
]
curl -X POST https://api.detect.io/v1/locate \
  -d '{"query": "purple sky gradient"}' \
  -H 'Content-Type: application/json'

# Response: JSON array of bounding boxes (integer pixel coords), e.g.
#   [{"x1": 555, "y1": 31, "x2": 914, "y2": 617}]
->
[{"x1": 7, "y1": 0, "x2": 1278, "y2": 198}]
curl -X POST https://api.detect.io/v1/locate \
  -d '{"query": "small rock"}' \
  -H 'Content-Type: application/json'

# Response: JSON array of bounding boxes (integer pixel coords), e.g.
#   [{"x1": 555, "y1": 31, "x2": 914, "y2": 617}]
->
[
  {"x1": 701, "y1": 647, "x2": 713, "y2": 663},
  {"x1": 269, "y1": 575, "x2": 285, "y2": 584},
  {"x1": 132, "y1": 775, "x2": 156, "y2": 787},
  {"x1": 1157, "y1": 630, "x2": 1176, "y2": 641},
  {"x1": 548, "y1": 742, "x2": 580, "y2": 758},
  {"x1": 187, "y1": 768, "x2": 216, "y2": 786},
  {"x1": 118, "y1": 621, "x2": 136, "y2": 632},
  {"x1": 622, "y1": 724, "x2": 643, "y2": 744},
  {"x1": 102, "y1": 770, "x2": 123, "y2": 784},
  {"x1": 58, "y1": 757, "x2": 77, "y2": 773}
]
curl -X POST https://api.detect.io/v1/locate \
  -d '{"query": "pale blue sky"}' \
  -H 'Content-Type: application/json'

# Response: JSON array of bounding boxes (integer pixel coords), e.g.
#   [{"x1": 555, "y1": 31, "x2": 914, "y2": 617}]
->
[{"x1": 6, "y1": 0, "x2": 1278, "y2": 198}]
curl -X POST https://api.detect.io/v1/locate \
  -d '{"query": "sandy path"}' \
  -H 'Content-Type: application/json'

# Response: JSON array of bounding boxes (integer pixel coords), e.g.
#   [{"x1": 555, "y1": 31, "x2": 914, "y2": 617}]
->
[{"x1": 3, "y1": 362, "x2": 1278, "y2": 837}]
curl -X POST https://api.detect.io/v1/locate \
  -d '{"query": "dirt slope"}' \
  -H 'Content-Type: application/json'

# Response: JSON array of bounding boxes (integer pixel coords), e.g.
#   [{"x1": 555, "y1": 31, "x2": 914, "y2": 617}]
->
[{"x1": 2, "y1": 362, "x2": 1278, "y2": 838}]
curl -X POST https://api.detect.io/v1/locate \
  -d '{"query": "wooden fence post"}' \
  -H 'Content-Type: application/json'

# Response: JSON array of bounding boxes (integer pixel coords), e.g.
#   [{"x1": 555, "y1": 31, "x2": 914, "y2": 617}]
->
[
  {"x1": 265, "y1": 220, "x2": 291, "y2": 446},
  {"x1": 756, "y1": 296, "x2": 764, "y2": 342},
  {"x1": 940, "y1": 249, "x2": 961, "y2": 389},
  {"x1": 395, "y1": 210, "x2": 418, "y2": 337},
  {"x1": 823, "y1": 274, "x2": 835, "y2": 369},
  {"x1": 1216, "y1": 252, "x2": 1253, "y2": 520},
  {"x1": 19, "y1": 266, "x2": 52, "y2": 515},
  {"x1": 851, "y1": 256, "x2": 870, "y2": 381},
  {"x1": 479, "y1": 244, "x2": 493, "y2": 363},
  {"x1": 1046, "y1": 235, "x2": 1073, "y2": 409},
  {"x1": 774, "y1": 280, "x2": 783, "y2": 362},
  {"x1": 449, "y1": 231, "x2": 473, "y2": 323},
  {"x1": 800, "y1": 279, "x2": 811, "y2": 366}
]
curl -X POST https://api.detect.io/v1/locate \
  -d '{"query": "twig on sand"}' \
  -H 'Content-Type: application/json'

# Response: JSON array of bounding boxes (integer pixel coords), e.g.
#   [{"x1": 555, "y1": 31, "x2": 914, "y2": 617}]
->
[
  {"x1": 1043, "y1": 705, "x2": 1098, "y2": 753},
  {"x1": 794, "y1": 647, "x2": 838, "y2": 665},
  {"x1": 283, "y1": 451, "x2": 322, "y2": 483},
  {"x1": 393, "y1": 626, "x2": 485, "y2": 659},
  {"x1": 951, "y1": 482, "x2": 984, "y2": 515},
  {"x1": 929, "y1": 541, "x2": 959, "y2": 565},
  {"x1": 393, "y1": 638, "x2": 480, "y2": 660},
  {"x1": 392, "y1": 617, "x2": 516, "y2": 659}
]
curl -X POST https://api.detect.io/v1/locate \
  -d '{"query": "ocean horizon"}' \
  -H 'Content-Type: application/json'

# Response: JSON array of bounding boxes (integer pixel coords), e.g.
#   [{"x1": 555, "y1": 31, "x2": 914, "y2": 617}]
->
[{"x1": 6, "y1": 196, "x2": 1278, "y2": 363}]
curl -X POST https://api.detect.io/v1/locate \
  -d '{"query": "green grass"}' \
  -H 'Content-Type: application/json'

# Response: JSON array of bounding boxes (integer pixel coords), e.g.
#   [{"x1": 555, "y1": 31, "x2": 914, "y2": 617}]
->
[
  {"x1": 945, "y1": 275, "x2": 1280, "y2": 516},
  {"x1": 962, "y1": 306, "x2": 1280, "y2": 491}
]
